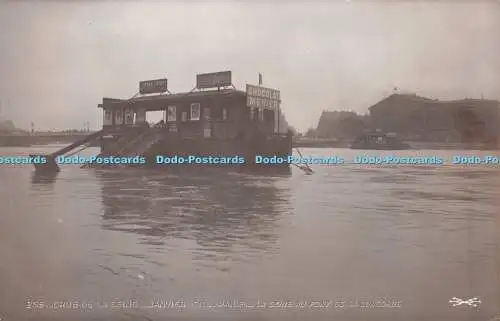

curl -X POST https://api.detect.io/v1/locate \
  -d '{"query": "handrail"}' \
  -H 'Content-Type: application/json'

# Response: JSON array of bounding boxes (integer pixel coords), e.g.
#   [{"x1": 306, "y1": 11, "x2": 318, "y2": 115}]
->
[
  {"x1": 115, "y1": 129, "x2": 150, "y2": 155},
  {"x1": 135, "y1": 131, "x2": 164, "y2": 155},
  {"x1": 104, "y1": 132, "x2": 137, "y2": 155},
  {"x1": 82, "y1": 121, "x2": 165, "y2": 168},
  {"x1": 115, "y1": 121, "x2": 164, "y2": 156},
  {"x1": 114, "y1": 132, "x2": 147, "y2": 156}
]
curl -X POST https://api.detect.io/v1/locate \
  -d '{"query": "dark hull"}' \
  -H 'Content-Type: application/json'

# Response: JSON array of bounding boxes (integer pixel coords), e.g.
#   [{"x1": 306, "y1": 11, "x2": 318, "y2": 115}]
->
[
  {"x1": 134, "y1": 160, "x2": 292, "y2": 174},
  {"x1": 293, "y1": 139, "x2": 339, "y2": 148},
  {"x1": 349, "y1": 143, "x2": 410, "y2": 150},
  {"x1": 349, "y1": 133, "x2": 410, "y2": 150},
  {"x1": 98, "y1": 131, "x2": 293, "y2": 172}
]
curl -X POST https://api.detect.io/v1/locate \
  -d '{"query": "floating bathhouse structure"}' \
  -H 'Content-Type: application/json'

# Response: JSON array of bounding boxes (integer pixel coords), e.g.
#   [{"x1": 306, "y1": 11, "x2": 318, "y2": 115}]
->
[{"x1": 32, "y1": 71, "x2": 292, "y2": 172}]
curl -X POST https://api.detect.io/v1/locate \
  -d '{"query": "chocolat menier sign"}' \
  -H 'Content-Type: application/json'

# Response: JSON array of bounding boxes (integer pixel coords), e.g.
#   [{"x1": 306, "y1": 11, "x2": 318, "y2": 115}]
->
[{"x1": 246, "y1": 84, "x2": 280, "y2": 110}]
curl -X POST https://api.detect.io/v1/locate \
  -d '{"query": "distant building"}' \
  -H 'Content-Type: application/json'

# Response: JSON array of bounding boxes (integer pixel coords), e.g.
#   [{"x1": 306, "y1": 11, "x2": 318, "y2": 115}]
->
[
  {"x1": 0, "y1": 120, "x2": 26, "y2": 134},
  {"x1": 315, "y1": 111, "x2": 368, "y2": 139},
  {"x1": 368, "y1": 93, "x2": 500, "y2": 143},
  {"x1": 277, "y1": 109, "x2": 290, "y2": 134}
]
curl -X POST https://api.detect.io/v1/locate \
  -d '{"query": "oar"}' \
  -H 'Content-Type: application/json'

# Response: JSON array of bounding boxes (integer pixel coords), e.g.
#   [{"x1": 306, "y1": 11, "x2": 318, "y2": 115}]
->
[
  {"x1": 294, "y1": 148, "x2": 314, "y2": 173},
  {"x1": 292, "y1": 162, "x2": 314, "y2": 174}
]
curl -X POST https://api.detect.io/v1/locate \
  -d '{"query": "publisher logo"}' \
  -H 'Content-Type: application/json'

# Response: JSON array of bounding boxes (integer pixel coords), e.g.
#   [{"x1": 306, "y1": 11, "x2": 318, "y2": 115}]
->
[{"x1": 449, "y1": 297, "x2": 481, "y2": 307}]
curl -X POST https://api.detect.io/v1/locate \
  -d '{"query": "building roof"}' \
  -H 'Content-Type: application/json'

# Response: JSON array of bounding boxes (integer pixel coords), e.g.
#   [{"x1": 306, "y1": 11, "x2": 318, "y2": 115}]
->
[
  {"x1": 99, "y1": 89, "x2": 246, "y2": 109},
  {"x1": 369, "y1": 93, "x2": 499, "y2": 110},
  {"x1": 368, "y1": 93, "x2": 433, "y2": 110},
  {"x1": 317, "y1": 110, "x2": 359, "y2": 122}
]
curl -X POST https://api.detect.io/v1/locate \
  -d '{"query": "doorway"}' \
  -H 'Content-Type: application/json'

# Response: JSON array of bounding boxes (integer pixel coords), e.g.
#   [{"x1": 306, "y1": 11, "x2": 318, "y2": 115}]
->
[{"x1": 146, "y1": 110, "x2": 165, "y2": 126}]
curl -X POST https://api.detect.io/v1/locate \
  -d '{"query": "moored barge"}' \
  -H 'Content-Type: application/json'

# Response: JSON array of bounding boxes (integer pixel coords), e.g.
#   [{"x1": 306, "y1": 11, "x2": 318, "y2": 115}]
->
[
  {"x1": 32, "y1": 71, "x2": 292, "y2": 173},
  {"x1": 349, "y1": 132, "x2": 410, "y2": 150}
]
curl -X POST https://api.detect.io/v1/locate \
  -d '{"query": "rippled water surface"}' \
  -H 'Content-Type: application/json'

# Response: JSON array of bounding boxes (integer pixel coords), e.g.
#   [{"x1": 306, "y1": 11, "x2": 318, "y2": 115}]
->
[{"x1": 1, "y1": 146, "x2": 499, "y2": 321}]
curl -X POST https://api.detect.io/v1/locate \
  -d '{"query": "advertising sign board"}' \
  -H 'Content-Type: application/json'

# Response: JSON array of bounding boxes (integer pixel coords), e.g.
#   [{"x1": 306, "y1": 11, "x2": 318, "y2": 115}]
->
[
  {"x1": 196, "y1": 71, "x2": 232, "y2": 89},
  {"x1": 139, "y1": 78, "x2": 168, "y2": 94}
]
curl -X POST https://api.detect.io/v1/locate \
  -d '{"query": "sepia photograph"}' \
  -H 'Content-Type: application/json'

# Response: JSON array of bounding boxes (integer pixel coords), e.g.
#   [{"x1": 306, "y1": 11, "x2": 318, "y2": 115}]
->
[{"x1": 0, "y1": 0, "x2": 499, "y2": 320}]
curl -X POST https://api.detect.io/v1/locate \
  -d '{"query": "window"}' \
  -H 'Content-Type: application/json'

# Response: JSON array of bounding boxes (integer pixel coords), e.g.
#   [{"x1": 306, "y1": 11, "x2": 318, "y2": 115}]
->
[
  {"x1": 258, "y1": 108, "x2": 264, "y2": 121},
  {"x1": 222, "y1": 108, "x2": 228, "y2": 120},
  {"x1": 250, "y1": 107, "x2": 255, "y2": 120},
  {"x1": 125, "y1": 109, "x2": 134, "y2": 124},
  {"x1": 182, "y1": 111, "x2": 187, "y2": 122},
  {"x1": 104, "y1": 110, "x2": 112, "y2": 125},
  {"x1": 190, "y1": 103, "x2": 200, "y2": 121},
  {"x1": 167, "y1": 106, "x2": 176, "y2": 122},
  {"x1": 115, "y1": 110, "x2": 123, "y2": 124}
]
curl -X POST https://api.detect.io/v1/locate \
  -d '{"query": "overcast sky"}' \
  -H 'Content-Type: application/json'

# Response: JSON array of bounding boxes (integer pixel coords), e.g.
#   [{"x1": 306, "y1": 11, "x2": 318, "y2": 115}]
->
[{"x1": 0, "y1": 1, "x2": 499, "y2": 131}]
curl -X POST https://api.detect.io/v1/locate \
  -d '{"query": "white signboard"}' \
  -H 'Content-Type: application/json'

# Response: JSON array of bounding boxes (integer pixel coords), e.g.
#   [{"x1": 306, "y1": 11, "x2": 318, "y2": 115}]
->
[
  {"x1": 196, "y1": 71, "x2": 232, "y2": 89},
  {"x1": 168, "y1": 123, "x2": 177, "y2": 132},
  {"x1": 204, "y1": 128, "x2": 211, "y2": 138},
  {"x1": 167, "y1": 106, "x2": 176, "y2": 122},
  {"x1": 246, "y1": 84, "x2": 280, "y2": 110}
]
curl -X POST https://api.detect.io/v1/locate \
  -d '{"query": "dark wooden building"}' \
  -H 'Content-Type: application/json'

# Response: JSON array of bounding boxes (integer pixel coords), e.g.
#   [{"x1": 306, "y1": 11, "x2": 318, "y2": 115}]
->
[
  {"x1": 96, "y1": 75, "x2": 292, "y2": 169},
  {"x1": 100, "y1": 89, "x2": 277, "y2": 141}
]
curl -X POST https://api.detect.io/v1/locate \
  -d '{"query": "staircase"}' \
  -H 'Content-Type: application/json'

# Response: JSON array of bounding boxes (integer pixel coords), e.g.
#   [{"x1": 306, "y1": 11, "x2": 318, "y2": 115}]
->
[
  {"x1": 112, "y1": 129, "x2": 163, "y2": 156},
  {"x1": 127, "y1": 130, "x2": 164, "y2": 155},
  {"x1": 109, "y1": 131, "x2": 142, "y2": 154},
  {"x1": 82, "y1": 122, "x2": 165, "y2": 169}
]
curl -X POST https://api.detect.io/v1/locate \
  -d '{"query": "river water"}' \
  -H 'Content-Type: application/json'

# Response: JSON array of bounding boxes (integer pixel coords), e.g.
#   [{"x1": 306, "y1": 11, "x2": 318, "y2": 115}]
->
[{"x1": 0, "y1": 146, "x2": 499, "y2": 321}]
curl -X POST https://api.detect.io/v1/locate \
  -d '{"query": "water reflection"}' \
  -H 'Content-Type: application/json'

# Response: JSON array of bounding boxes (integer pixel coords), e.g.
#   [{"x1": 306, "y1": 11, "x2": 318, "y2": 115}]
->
[
  {"x1": 96, "y1": 168, "x2": 291, "y2": 262},
  {"x1": 31, "y1": 171, "x2": 58, "y2": 184}
]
